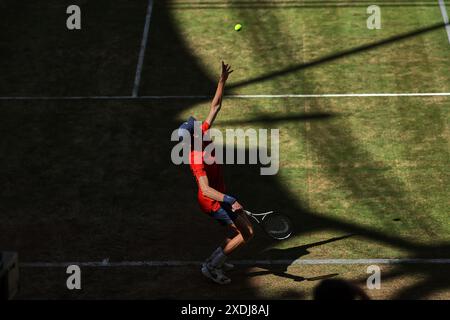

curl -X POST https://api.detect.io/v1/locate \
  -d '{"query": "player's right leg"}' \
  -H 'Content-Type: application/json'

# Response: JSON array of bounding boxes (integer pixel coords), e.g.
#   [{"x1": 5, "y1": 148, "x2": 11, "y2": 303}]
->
[
  {"x1": 201, "y1": 207, "x2": 245, "y2": 284},
  {"x1": 204, "y1": 226, "x2": 239, "y2": 271}
]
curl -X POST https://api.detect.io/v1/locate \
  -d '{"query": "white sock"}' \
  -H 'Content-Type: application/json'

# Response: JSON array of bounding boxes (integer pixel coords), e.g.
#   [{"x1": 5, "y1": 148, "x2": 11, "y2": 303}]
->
[{"x1": 210, "y1": 250, "x2": 227, "y2": 268}]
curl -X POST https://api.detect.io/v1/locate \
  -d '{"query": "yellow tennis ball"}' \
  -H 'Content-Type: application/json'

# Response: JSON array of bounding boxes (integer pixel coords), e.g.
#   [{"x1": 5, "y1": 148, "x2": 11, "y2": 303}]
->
[{"x1": 234, "y1": 24, "x2": 242, "y2": 32}]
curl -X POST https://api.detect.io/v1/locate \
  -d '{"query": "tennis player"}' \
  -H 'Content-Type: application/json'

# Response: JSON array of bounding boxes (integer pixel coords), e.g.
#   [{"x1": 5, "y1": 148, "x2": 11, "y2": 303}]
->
[{"x1": 178, "y1": 62, "x2": 254, "y2": 285}]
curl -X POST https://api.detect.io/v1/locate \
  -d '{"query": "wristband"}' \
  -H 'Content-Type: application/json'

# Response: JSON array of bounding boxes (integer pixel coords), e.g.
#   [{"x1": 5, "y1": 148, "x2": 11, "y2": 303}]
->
[{"x1": 223, "y1": 194, "x2": 236, "y2": 205}]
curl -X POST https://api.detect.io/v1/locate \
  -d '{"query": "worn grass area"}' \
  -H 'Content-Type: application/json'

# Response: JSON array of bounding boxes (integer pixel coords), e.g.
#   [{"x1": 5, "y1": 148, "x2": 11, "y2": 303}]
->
[{"x1": 0, "y1": 1, "x2": 449, "y2": 299}]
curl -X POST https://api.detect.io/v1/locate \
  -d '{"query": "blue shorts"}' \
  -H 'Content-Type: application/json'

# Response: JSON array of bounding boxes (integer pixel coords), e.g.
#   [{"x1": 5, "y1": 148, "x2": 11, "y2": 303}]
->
[{"x1": 209, "y1": 204, "x2": 239, "y2": 226}]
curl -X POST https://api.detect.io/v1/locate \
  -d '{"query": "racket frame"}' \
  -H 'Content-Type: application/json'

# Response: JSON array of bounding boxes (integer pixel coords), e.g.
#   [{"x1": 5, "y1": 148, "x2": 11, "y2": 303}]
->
[{"x1": 243, "y1": 210, "x2": 293, "y2": 240}]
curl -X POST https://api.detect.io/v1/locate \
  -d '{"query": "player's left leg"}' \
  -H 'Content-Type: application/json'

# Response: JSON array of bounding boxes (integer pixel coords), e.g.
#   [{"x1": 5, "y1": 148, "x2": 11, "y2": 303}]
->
[
  {"x1": 205, "y1": 210, "x2": 254, "y2": 270},
  {"x1": 202, "y1": 206, "x2": 253, "y2": 284},
  {"x1": 204, "y1": 221, "x2": 242, "y2": 272},
  {"x1": 202, "y1": 223, "x2": 243, "y2": 285}
]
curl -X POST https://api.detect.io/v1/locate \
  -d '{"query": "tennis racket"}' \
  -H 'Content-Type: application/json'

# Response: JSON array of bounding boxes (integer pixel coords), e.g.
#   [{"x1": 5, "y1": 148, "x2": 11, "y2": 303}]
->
[{"x1": 244, "y1": 210, "x2": 293, "y2": 240}]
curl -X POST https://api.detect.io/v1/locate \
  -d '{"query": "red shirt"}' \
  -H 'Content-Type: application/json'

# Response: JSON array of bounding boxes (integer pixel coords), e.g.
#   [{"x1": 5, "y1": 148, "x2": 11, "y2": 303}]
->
[{"x1": 189, "y1": 121, "x2": 225, "y2": 213}]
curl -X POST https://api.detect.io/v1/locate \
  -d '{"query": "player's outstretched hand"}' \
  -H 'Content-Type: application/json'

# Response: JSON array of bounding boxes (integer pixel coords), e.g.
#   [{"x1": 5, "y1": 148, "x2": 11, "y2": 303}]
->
[{"x1": 220, "y1": 61, "x2": 233, "y2": 81}]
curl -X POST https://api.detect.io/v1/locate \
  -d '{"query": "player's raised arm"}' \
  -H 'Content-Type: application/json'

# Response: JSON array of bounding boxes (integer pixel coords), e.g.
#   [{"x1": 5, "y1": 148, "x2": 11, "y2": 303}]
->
[{"x1": 205, "y1": 61, "x2": 233, "y2": 127}]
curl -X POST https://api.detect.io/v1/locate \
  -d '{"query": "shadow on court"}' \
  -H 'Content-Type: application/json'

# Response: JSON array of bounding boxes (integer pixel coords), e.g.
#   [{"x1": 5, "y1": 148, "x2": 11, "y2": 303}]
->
[
  {"x1": 244, "y1": 235, "x2": 352, "y2": 282},
  {"x1": 219, "y1": 112, "x2": 338, "y2": 125},
  {"x1": 0, "y1": 1, "x2": 449, "y2": 299}
]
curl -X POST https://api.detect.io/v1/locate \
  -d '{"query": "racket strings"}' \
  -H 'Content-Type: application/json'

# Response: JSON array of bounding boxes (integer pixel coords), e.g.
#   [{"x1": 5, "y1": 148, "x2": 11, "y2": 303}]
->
[{"x1": 263, "y1": 215, "x2": 292, "y2": 239}]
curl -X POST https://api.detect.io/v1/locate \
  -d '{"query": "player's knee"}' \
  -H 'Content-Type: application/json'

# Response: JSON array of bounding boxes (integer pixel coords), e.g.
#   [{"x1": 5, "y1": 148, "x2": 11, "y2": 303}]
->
[
  {"x1": 248, "y1": 226, "x2": 255, "y2": 240},
  {"x1": 243, "y1": 226, "x2": 254, "y2": 242},
  {"x1": 228, "y1": 228, "x2": 240, "y2": 239}
]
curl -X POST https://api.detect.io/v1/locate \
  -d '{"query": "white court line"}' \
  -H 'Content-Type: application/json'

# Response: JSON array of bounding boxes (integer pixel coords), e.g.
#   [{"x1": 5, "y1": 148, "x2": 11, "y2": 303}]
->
[
  {"x1": 20, "y1": 259, "x2": 450, "y2": 268},
  {"x1": 168, "y1": 1, "x2": 444, "y2": 9},
  {"x1": 1, "y1": 92, "x2": 450, "y2": 101},
  {"x1": 132, "y1": 0, "x2": 154, "y2": 97},
  {"x1": 438, "y1": 0, "x2": 450, "y2": 44}
]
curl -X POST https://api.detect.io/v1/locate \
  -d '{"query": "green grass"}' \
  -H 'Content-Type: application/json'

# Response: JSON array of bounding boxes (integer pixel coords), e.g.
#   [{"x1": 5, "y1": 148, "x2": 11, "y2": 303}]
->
[
  {"x1": 166, "y1": 2, "x2": 450, "y2": 94},
  {"x1": 0, "y1": 0, "x2": 449, "y2": 299}
]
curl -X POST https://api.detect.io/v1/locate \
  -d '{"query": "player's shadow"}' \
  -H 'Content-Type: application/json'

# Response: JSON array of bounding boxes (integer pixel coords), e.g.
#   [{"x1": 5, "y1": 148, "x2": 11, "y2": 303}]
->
[
  {"x1": 257, "y1": 234, "x2": 354, "y2": 262},
  {"x1": 243, "y1": 235, "x2": 353, "y2": 282},
  {"x1": 245, "y1": 270, "x2": 339, "y2": 283}
]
